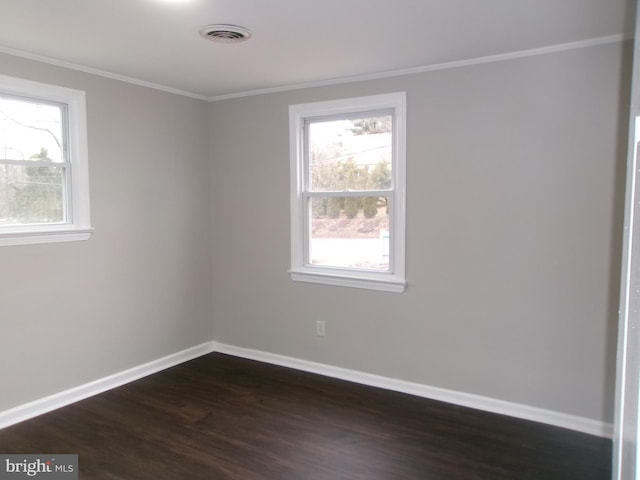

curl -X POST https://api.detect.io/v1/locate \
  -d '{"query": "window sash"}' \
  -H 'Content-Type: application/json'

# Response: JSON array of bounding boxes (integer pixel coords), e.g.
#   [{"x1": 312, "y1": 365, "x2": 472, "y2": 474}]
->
[
  {"x1": 289, "y1": 92, "x2": 406, "y2": 293},
  {"x1": 303, "y1": 195, "x2": 395, "y2": 273},
  {"x1": 303, "y1": 109, "x2": 395, "y2": 194},
  {"x1": 0, "y1": 162, "x2": 71, "y2": 226},
  {"x1": 0, "y1": 94, "x2": 67, "y2": 163},
  {"x1": 301, "y1": 110, "x2": 397, "y2": 273}
]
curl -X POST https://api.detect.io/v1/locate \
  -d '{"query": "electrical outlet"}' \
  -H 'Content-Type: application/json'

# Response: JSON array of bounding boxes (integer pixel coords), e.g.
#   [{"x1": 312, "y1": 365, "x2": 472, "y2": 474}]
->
[{"x1": 316, "y1": 320, "x2": 326, "y2": 337}]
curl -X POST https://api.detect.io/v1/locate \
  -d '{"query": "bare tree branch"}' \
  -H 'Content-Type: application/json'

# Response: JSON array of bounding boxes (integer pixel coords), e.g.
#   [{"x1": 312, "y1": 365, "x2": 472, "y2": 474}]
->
[{"x1": 0, "y1": 109, "x2": 61, "y2": 150}]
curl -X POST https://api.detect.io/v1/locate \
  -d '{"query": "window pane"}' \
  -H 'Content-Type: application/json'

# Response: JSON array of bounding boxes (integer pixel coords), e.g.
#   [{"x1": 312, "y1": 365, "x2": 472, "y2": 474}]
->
[
  {"x1": 0, "y1": 164, "x2": 65, "y2": 225},
  {"x1": 0, "y1": 96, "x2": 64, "y2": 162},
  {"x1": 309, "y1": 196, "x2": 390, "y2": 270},
  {"x1": 308, "y1": 115, "x2": 392, "y2": 192}
]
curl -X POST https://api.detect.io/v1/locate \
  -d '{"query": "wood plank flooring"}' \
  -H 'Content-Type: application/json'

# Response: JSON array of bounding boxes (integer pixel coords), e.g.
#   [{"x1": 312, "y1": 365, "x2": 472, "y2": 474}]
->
[{"x1": 0, "y1": 353, "x2": 611, "y2": 479}]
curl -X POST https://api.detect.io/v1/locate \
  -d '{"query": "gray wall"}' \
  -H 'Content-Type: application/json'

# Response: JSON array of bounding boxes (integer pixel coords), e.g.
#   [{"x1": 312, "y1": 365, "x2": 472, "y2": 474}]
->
[
  {"x1": 209, "y1": 41, "x2": 629, "y2": 423},
  {"x1": 0, "y1": 39, "x2": 629, "y2": 425},
  {"x1": 0, "y1": 53, "x2": 213, "y2": 411}
]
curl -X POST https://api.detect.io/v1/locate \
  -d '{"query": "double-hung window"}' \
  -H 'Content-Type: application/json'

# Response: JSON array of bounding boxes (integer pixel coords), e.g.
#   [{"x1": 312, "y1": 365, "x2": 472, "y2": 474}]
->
[
  {"x1": 289, "y1": 92, "x2": 406, "y2": 292},
  {"x1": 0, "y1": 74, "x2": 92, "y2": 246}
]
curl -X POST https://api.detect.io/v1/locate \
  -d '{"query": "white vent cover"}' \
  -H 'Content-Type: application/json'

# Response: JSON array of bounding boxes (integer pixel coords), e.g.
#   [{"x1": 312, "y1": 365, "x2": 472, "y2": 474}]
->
[{"x1": 199, "y1": 24, "x2": 252, "y2": 43}]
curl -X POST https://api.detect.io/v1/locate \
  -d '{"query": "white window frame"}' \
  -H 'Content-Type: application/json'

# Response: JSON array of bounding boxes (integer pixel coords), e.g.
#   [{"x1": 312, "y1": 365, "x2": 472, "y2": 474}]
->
[
  {"x1": 289, "y1": 92, "x2": 406, "y2": 293},
  {"x1": 0, "y1": 74, "x2": 93, "y2": 247}
]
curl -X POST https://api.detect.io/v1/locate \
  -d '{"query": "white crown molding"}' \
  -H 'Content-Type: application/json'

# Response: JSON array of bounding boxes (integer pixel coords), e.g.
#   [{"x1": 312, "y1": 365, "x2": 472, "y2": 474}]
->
[
  {"x1": 0, "y1": 45, "x2": 209, "y2": 101},
  {"x1": 0, "y1": 342, "x2": 215, "y2": 430},
  {"x1": 208, "y1": 34, "x2": 629, "y2": 101},
  {"x1": 0, "y1": 34, "x2": 629, "y2": 102},
  {"x1": 212, "y1": 342, "x2": 613, "y2": 438}
]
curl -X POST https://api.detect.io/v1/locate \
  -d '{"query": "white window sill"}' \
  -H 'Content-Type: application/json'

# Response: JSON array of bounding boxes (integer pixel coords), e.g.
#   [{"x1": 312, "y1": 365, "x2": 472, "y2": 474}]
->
[
  {"x1": 0, "y1": 228, "x2": 95, "y2": 247},
  {"x1": 289, "y1": 270, "x2": 406, "y2": 293}
]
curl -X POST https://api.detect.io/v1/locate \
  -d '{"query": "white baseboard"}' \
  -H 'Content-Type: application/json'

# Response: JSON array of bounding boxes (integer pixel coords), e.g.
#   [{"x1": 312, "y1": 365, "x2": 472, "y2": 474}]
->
[
  {"x1": 213, "y1": 342, "x2": 613, "y2": 439},
  {"x1": 0, "y1": 342, "x2": 215, "y2": 430},
  {"x1": 0, "y1": 340, "x2": 613, "y2": 439}
]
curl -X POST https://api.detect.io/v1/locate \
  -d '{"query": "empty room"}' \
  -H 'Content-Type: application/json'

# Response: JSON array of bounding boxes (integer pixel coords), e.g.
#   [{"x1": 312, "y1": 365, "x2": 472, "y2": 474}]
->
[{"x1": 0, "y1": 1, "x2": 638, "y2": 479}]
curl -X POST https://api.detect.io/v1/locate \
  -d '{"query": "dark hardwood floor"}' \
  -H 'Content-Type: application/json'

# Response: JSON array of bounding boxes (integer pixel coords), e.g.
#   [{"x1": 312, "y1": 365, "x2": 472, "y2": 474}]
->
[{"x1": 0, "y1": 353, "x2": 611, "y2": 479}]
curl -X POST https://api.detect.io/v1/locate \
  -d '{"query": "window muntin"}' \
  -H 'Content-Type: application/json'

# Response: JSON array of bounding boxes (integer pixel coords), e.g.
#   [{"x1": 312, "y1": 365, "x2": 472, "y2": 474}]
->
[
  {"x1": 307, "y1": 114, "x2": 392, "y2": 192},
  {"x1": 290, "y1": 93, "x2": 406, "y2": 292},
  {"x1": 0, "y1": 74, "x2": 92, "y2": 246}
]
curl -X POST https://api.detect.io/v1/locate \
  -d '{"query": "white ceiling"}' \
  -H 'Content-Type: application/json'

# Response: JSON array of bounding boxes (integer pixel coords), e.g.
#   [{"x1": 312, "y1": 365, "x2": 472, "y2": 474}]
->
[{"x1": 0, "y1": 0, "x2": 632, "y2": 100}]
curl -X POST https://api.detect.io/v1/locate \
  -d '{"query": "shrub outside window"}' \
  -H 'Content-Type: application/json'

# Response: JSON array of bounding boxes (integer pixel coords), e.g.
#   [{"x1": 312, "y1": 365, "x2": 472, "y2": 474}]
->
[
  {"x1": 289, "y1": 93, "x2": 406, "y2": 292},
  {"x1": 0, "y1": 75, "x2": 92, "y2": 246}
]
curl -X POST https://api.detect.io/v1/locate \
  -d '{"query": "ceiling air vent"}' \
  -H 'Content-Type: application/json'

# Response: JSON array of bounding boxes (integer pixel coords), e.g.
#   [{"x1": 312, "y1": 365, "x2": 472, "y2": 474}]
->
[{"x1": 199, "y1": 24, "x2": 252, "y2": 44}]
